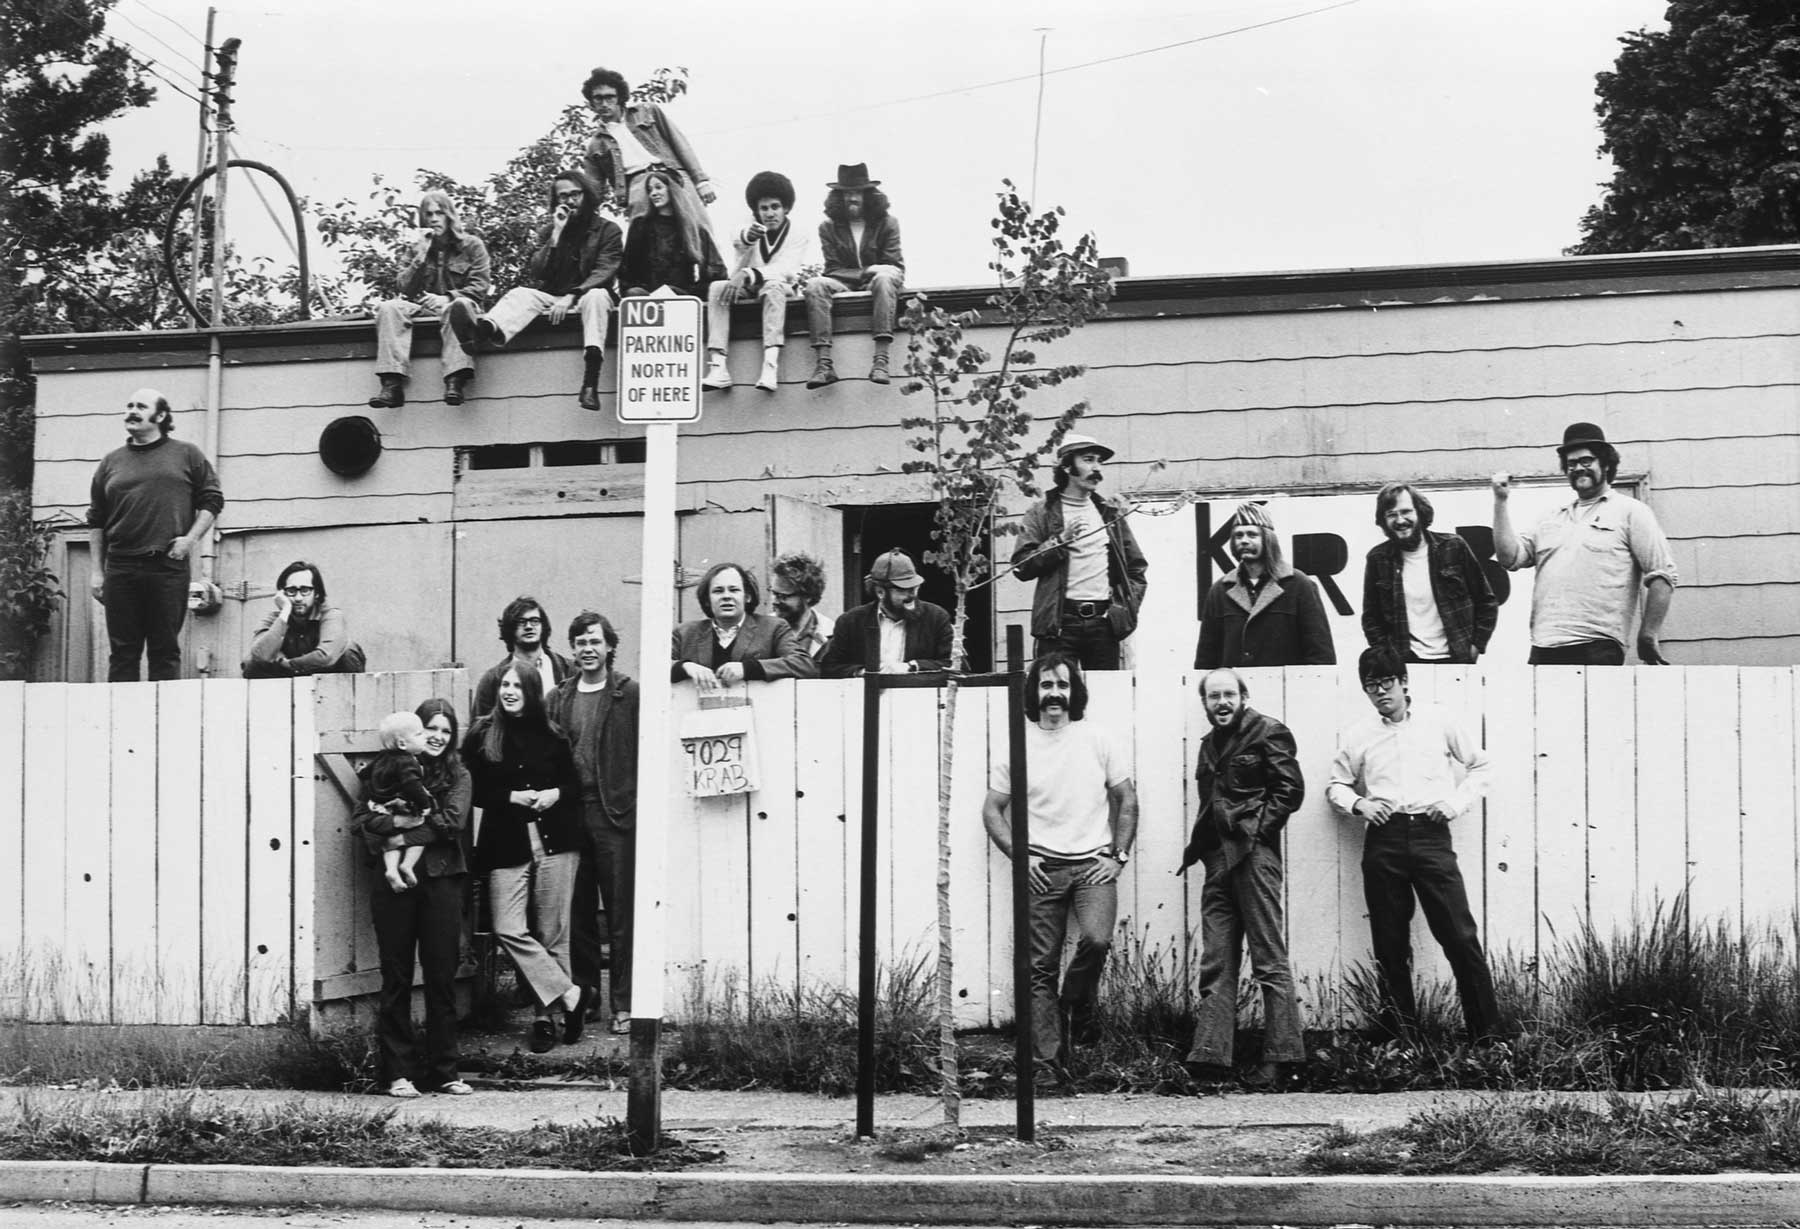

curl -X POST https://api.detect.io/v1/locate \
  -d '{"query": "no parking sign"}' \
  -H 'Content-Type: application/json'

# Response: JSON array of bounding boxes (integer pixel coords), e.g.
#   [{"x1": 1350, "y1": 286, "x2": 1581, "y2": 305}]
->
[{"x1": 616, "y1": 295, "x2": 703, "y2": 423}]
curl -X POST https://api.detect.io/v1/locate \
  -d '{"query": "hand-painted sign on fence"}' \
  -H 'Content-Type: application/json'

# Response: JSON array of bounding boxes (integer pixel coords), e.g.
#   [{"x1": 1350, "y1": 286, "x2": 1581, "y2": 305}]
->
[{"x1": 678, "y1": 704, "x2": 760, "y2": 797}]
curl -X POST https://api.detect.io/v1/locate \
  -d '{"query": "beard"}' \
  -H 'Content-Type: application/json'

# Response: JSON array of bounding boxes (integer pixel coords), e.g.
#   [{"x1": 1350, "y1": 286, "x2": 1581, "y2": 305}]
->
[{"x1": 1386, "y1": 524, "x2": 1422, "y2": 550}]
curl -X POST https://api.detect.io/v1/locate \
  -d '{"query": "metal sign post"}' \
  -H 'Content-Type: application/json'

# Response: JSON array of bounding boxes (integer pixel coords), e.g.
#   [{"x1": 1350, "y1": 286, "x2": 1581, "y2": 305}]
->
[{"x1": 619, "y1": 293, "x2": 702, "y2": 1155}]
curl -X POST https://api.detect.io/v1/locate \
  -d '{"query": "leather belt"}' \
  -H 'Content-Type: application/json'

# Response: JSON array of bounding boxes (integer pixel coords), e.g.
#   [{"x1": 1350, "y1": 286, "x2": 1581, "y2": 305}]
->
[{"x1": 1062, "y1": 600, "x2": 1105, "y2": 618}]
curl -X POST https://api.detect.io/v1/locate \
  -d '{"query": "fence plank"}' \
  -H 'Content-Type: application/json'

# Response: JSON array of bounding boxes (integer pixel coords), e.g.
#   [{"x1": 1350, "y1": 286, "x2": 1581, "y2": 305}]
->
[
  {"x1": 1584, "y1": 669, "x2": 1638, "y2": 938},
  {"x1": 885, "y1": 687, "x2": 942, "y2": 972},
  {"x1": 1126, "y1": 669, "x2": 1187, "y2": 981},
  {"x1": 0, "y1": 684, "x2": 25, "y2": 1016},
  {"x1": 1433, "y1": 667, "x2": 1491, "y2": 989},
  {"x1": 1633, "y1": 668, "x2": 1688, "y2": 915},
  {"x1": 945, "y1": 682, "x2": 992, "y2": 1029},
  {"x1": 1739, "y1": 668, "x2": 1797, "y2": 933},
  {"x1": 662, "y1": 694, "x2": 706, "y2": 999},
  {"x1": 983, "y1": 686, "x2": 1016, "y2": 1032},
  {"x1": 1279, "y1": 666, "x2": 1353, "y2": 1025},
  {"x1": 290, "y1": 677, "x2": 317, "y2": 1028},
  {"x1": 1684, "y1": 668, "x2": 1742, "y2": 936},
  {"x1": 200, "y1": 678, "x2": 251, "y2": 1023},
  {"x1": 246, "y1": 680, "x2": 295, "y2": 1024},
  {"x1": 692, "y1": 738, "x2": 751, "y2": 1008},
  {"x1": 748, "y1": 683, "x2": 799, "y2": 998},
  {"x1": 1482, "y1": 664, "x2": 1536, "y2": 970},
  {"x1": 309, "y1": 675, "x2": 359, "y2": 997},
  {"x1": 1533, "y1": 668, "x2": 1590, "y2": 962},
  {"x1": 109, "y1": 683, "x2": 160, "y2": 1023},
  {"x1": 21, "y1": 685, "x2": 68, "y2": 1021},
  {"x1": 794, "y1": 682, "x2": 849, "y2": 996},
  {"x1": 154, "y1": 680, "x2": 204, "y2": 1023},
  {"x1": 60, "y1": 685, "x2": 111, "y2": 1021}
]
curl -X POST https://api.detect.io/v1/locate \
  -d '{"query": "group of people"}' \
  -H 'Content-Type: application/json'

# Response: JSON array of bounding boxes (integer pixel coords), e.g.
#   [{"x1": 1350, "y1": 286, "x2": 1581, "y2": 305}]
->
[{"x1": 368, "y1": 66, "x2": 905, "y2": 412}]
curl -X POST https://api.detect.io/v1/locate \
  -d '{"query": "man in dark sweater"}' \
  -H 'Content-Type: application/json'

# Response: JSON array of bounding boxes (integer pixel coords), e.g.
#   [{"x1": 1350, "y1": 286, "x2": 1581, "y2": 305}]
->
[{"x1": 86, "y1": 389, "x2": 224, "y2": 681}]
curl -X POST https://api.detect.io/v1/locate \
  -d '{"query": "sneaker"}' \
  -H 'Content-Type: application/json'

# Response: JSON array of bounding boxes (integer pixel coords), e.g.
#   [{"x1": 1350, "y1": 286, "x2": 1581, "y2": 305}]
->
[
  {"x1": 385, "y1": 1077, "x2": 421, "y2": 1099},
  {"x1": 755, "y1": 354, "x2": 779, "y2": 392},
  {"x1": 702, "y1": 355, "x2": 732, "y2": 391},
  {"x1": 432, "y1": 1080, "x2": 473, "y2": 1096}
]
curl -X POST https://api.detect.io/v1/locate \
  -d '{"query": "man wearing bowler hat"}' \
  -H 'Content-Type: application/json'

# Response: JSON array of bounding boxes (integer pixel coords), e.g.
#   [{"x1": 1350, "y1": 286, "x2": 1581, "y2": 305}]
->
[
  {"x1": 803, "y1": 163, "x2": 904, "y2": 389},
  {"x1": 1492, "y1": 422, "x2": 1678, "y2": 665},
  {"x1": 1011, "y1": 433, "x2": 1149, "y2": 670},
  {"x1": 820, "y1": 549, "x2": 956, "y2": 676}
]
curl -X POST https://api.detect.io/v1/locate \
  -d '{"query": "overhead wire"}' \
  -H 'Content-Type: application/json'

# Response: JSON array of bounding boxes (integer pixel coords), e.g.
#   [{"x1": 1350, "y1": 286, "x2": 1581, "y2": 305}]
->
[
  {"x1": 105, "y1": 34, "x2": 207, "y2": 107},
  {"x1": 123, "y1": 0, "x2": 206, "y2": 46},
  {"x1": 110, "y1": 9, "x2": 207, "y2": 76}
]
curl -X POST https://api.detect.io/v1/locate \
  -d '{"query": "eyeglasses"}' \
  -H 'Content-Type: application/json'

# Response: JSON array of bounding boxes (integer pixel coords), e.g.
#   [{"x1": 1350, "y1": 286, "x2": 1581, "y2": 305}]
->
[
  {"x1": 282, "y1": 585, "x2": 315, "y2": 597},
  {"x1": 516, "y1": 615, "x2": 544, "y2": 626},
  {"x1": 555, "y1": 189, "x2": 584, "y2": 202},
  {"x1": 1362, "y1": 676, "x2": 1401, "y2": 694},
  {"x1": 588, "y1": 92, "x2": 619, "y2": 103},
  {"x1": 1563, "y1": 456, "x2": 1602, "y2": 470}
]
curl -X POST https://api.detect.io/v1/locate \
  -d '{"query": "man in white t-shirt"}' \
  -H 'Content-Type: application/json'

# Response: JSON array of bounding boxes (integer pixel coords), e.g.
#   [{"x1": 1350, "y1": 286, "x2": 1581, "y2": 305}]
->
[
  {"x1": 1360, "y1": 483, "x2": 1498, "y2": 664},
  {"x1": 983, "y1": 653, "x2": 1138, "y2": 1076}
]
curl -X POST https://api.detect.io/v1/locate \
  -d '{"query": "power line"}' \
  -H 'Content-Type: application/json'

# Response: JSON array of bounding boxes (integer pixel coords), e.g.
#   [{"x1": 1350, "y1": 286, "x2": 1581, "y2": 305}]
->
[
  {"x1": 112, "y1": 8, "x2": 206, "y2": 75},
  {"x1": 124, "y1": 0, "x2": 205, "y2": 46},
  {"x1": 105, "y1": 34, "x2": 206, "y2": 106}
]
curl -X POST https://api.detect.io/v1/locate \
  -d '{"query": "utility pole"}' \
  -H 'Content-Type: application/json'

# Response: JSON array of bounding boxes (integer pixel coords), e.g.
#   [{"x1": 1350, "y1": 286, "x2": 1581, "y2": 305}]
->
[
  {"x1": 187, "y1": 7, "x2": 216, "y2": 324},
  {"x1": 206, "y1": 36, "x2": 241, "y2": 329}
]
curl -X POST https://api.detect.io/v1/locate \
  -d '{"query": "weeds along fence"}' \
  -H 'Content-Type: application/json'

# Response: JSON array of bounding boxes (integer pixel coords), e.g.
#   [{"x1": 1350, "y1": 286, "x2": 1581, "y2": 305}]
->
[{"x1": 0, "y1": 665, "x2": 1794, "y2": 1028}]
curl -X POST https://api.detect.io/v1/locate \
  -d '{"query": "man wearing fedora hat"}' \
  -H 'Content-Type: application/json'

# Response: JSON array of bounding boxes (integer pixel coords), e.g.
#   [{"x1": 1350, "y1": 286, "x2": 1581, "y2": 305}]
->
[
  {"x1": 703, "y1": 171, "x2": 816, "y2": 393},
  {"x1": 1492, "y1": 422, "x2": 1678, "y2": 665},
  {"x1": 1011, "y1": 434, "x2": 1149, "y2": 670},
  {"x1": 820, "y1": 549, "x2": 956, "y2": 676},
  {"x1": 803, "y1": 163, "x2": 904, "y2": 389}
]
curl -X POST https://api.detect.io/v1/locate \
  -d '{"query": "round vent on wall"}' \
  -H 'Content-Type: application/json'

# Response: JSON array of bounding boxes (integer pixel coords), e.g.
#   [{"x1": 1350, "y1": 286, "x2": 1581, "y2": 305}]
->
[{"x1": 319, "y1": 416, "x2": 382, "y2": 476}]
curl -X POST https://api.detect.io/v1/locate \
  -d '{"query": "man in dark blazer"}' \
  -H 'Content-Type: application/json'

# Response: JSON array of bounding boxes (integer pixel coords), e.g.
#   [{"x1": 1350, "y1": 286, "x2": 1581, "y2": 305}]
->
[{"x1": 820, "y1": 549, "x2": 955, "y2": 677}]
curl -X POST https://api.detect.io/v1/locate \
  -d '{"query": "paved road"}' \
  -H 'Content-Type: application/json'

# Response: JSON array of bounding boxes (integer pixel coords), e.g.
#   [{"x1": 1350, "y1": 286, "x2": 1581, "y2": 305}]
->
[{"x1": 4, "y1": 1211, "x2": 999, "y2": 1229}]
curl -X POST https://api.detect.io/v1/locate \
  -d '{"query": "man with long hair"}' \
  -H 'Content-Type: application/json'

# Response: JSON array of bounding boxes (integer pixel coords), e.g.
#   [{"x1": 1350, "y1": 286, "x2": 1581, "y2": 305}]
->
[
  {"x1": 369, "y1": 190, "x2": 492, "y2": 409},
  {"x1": 1194, "y1": 502, "x2": 1336, "y2": 668},
  {"x1": 473, "y1": 595, "x2": 575, "y2": 719},
  {"x1": 1361, "y1": 483, "x2": 1497, "y2": 664},
  {"x1": 982, "y1": 653, "x2": 1137, "y2": 1081},
  {"x1": 453, "y1": 168, "x2": 623, "y2": 411},
  {"x1": 802, "y1": 163, "x2": 904, "y2": 388}
]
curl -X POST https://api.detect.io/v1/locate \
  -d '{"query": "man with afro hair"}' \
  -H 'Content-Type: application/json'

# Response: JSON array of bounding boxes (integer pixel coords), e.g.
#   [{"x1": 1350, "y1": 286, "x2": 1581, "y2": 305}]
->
[{"x1": 703, "y1": 171, "x2": 816, "y2": 392}]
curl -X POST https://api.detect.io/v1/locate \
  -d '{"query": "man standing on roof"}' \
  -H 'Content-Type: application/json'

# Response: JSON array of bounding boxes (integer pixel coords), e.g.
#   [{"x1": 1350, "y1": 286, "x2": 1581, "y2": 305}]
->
[
  {"x1": 579, "y1": 66, "x2": 716, "y2": 219},
  {"x1": 1010, "y1": 434, "x2": 1148, "y2": 670}
]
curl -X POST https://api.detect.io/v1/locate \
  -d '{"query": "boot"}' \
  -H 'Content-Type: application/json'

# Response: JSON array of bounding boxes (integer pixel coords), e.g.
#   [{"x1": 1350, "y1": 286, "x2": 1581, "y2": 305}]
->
[
  {"x1": 868, "y1": 350, "x2": 891, "y2": 385},
  {"x1": 702, "y1": 352, "x2": 733, "y2": 391},
  {"x1": 755, "y1": 348, "x2": 780, "y2": 392},
  {"x1": 578, "y1": 347, "x2": 603, "y2": 411},
  {"x1": 368, "y1": 374, "x2": 405, "y2": 408},
  {"x1": 806, "y1": 347, "x2": 838, "y2": 389},
  {"x1": 446, "y1": 298, "x2": 479, "y2": 345},
  {"x1": 443, "y1": 370, "x2": 471, "y2": 406},
  {"x1": 475, "y1": 316, "x2": 504, "y2": 348}
]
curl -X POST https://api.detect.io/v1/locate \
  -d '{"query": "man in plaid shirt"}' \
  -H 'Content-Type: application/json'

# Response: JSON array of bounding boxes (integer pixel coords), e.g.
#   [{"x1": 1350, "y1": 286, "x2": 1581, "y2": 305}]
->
[{"x1": 1360, "y1": 483, "x2": 1497, "y2": 664}]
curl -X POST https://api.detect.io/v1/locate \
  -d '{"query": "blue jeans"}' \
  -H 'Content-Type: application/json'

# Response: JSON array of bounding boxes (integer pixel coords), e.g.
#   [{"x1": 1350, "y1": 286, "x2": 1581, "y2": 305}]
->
[
  {"x1": 103, "y1": 552, "x2": 190, "y2": 681},
  {"x1": 1187, "y1": 843, "x2": 1305, "y2": 1065},
  {"x1": 804, "y1": 266, "x2": 903, "y2": 345},
  {"x1": 1529, "y1": 639, "x2": 1624, "y2": 665},
  {"x1": 1026, "y1": 858, "x2": 1116, "y2": 1064},
  {"x1": 1035, "y1": 605, "x2": 1122, "y2": 670}
]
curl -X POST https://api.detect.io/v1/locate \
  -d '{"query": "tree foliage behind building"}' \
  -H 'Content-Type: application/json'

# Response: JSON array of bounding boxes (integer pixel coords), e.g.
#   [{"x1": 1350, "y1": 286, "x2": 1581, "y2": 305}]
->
[{"x1": 1571, "y1": 0, "x2": 1800, "y2": 254}]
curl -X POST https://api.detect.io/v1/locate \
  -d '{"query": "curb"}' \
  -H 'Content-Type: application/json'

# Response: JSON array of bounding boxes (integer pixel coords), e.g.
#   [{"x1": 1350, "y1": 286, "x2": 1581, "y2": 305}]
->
[{"x1": 4, "y1": 1163, "x2": 1800, "y2": 1225}]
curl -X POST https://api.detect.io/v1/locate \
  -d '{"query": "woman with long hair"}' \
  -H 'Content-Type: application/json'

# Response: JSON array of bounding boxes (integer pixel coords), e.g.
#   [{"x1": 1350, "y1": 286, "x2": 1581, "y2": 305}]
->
[
  {"x1": 357, "y1": 697, "x2": 473, "y2": 1096},
  {"x1": 460, "y1": 662, "x2": 594, "y2": 1051},
  {"x1": 620, "y1": 167, "x2": 724, "y2": 299}
]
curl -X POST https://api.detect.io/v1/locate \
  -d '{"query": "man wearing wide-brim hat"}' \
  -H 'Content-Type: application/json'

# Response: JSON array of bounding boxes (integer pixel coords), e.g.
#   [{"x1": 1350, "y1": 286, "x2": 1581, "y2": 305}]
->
[
  {"x1": 1492, "y1": 421, "x2": 1678, "y2": 665},
  {"x1": 819, "y1": 549, "x2": 956, "y2": 676},
  {"x1": 1010, "y1": 433, "x2": 1149, "y2": 670},
  {"x1": 802, "y1": 163, "x2": 905, "y2": 389}
]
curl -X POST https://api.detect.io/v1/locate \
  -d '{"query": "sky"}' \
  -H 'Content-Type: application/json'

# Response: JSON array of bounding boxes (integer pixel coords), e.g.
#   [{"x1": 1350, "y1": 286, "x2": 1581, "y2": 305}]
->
[{"x1": 96, "y1": 0, "x2": 1673, "y2": 289}]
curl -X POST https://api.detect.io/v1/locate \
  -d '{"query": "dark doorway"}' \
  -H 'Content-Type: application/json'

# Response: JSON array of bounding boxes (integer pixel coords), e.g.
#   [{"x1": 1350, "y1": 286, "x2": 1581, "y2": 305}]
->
[{"x1": 841, "y1": 502, "x2": 994, "y2": 672}]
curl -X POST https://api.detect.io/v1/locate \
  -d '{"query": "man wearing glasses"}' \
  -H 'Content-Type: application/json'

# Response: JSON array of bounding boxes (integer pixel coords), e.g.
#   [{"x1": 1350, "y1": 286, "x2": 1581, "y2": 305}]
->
[
  {"x1": 242, "y1": 561, "x2": 364, "y2": 678},
  {"x1": 1491, "y1": 421, "x2": 1678, "y2": 665},
  {"x1": 578, "y1": 67, "x2": 715, "y2": 220},
  {"x1": 1327, "y1": 646, "x2": 1500, "y2": 1045},
  {"x1": 473, "y1": 597, "x2": 575, "y2": 719}
]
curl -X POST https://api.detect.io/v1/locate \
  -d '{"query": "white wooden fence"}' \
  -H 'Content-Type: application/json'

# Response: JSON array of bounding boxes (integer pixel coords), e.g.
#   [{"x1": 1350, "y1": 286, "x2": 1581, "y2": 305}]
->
[{"x1": 1, "y1": 666, "x2": 1795, "y2": 1027}]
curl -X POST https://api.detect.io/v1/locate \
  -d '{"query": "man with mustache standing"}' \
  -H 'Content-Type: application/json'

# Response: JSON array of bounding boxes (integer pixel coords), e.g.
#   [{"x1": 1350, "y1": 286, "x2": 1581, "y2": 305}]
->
[
  {"x1": 1492, "y1": 422, "x2": 1677, "y2": 665},
  {"x1": 87, "y1": 388, "x2": 224, "y2": 681},
  {"x1": 819, "y1": 549, "x2": 954, "y2": 676},
  {"x1": 983, "y1": 653, "x2": 1137, "y2": 1081},
  {"x1": 1194, "y1": 502, "x2": 1335, "y2": 669},
  {"x1": 1011, "y1": 434, "x2": 1148, "y2": 670},
  {"x1": 1327, "y1": 646, "x2": 1500, "y2": 1044},
  {"x1": 1179, "y1": 668, "x2": 1307, "y2": 1087},
  {"x1": 1361, "y1": 483, "x2": 1497, "y2": 664}
]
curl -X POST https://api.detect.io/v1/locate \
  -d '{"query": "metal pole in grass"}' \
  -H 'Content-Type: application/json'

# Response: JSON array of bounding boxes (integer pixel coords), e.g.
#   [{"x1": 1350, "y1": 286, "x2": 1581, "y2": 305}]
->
[
  {"x1": 1005, "y1": 624, "x2": 1034, "y2": 1142},
  {"x1": 855, "y1": 669, "x2": 882, "y2": 1137}
]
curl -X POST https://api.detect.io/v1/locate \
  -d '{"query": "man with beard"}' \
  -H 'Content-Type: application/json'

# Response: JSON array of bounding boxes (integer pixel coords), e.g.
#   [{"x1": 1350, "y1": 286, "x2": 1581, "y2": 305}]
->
[
  {"x1": 769, "y1": 552, "x2": 833, "y2": 664},
  {"x1": 548, "y1": 611, "x2": 639, "y2": 1037},
  {"x1": 1011, "y1": 434, "x2": 1149, "y2": 670},
  {"x1": 473, "y1": 596, "x2": 576, "y2": 718},
  {"x1": 452, "y1": 168, "x2": 622, "y2": 411},
  {"x1": 1360, "y1": 483, "x2": 1497, "y2": 664},
  {"x1": 1194, "y1": 502, "x2": 1335, "y2": 669},
  {"x1": 1178, "y1": 668, "x2": 1306, "y2": 1086},
  {"x1": 803, "y1": 163, "x2": 904, "y2": 388},
  {"x1": 1327, "y1": 646, "x2": 1500, "y2": 1044},
  {"x1": 703, "y1": 171, "x2": 815, "y2": 393},
  {"x1": 819, "y1": 549, "x2": 954, "y2": 677},
  {"x1": 87, "y1": 388, "x2": 224, "y2": 682},
  {"x1": 982, "y1": 653, "x2": 1137, "y2": 1078},
  {"x1": 241, "y1": 560, "x2": 365, "y2": 677},
  {"x1": 368, "y1": 190, "x2": 491, "y2": 408},
  {"x1": 1492, "y1": 422, "x2": 1677, "y2": 665}
]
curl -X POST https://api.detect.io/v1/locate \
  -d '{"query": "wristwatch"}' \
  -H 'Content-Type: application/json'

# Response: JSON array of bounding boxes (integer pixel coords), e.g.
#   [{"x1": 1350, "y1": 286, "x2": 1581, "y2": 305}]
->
[{"x1": 1110, "y1": 847, "x2": 1130, "y2": 866}]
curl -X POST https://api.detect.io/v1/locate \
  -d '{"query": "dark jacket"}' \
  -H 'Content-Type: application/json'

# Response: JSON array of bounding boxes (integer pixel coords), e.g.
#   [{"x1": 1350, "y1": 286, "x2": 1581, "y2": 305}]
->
[
  {"x1": 355, "y1": 752, "x2": 472, "y2": 880},
  {"x1": 396, "y1": 231, "x2": 492, "y2": 306},
  {"x1": 1180, "y1": 706, "x2": 1305, "y2": 873},
  {"x1": 1360, "y1": 530, "x2": 1498, "y2": 663},
  {"x1": 819, "y1": 600, "x2": 956, "y2": 677},
  {"x1": 818, "y1": 214, "x2": 904, "y2": 281},
  {"x1": 1194, "y1": 569, "x2": 1336, "y2": 668},
  {"x1": 671, "y1": 613, "x2": 818, "y2": 682},
  {"x1": 525, "y1": 213, "x2": 624, "y2": 297},
  {"x1": 620, "y1": 212, "x2": 724, "y2": 298},
  {"x1": 459, "y1": 721, "x2": 582, "y2": 871},
  {"x1": 1011, "y1": 492, "x2": 1149, "y2": 640},
  {"x1": 472, "y1": 650, "x2": 576, "y2": 720},
  {"x1": 546, "y1": 671, "x2": 639, "y2": 828}
]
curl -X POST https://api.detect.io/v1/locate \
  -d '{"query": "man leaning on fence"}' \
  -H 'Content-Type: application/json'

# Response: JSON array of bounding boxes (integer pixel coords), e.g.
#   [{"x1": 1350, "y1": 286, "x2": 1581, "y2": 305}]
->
[
  {"x1": 819, "y1": 549, "x2": 955, "y2": 677},
  {"x1": 982, "y1": 653, "x2": 1138, "y2": 1083},
  {"x1": 1179, "y1": 667, "x2": 1307, "y2": 1088},
  {"x1": 1361, "y1": 483, "x2": 1497, "y2": 664}
]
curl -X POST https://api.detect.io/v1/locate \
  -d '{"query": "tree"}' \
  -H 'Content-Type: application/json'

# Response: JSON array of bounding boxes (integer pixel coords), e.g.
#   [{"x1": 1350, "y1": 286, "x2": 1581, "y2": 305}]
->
[
  {"x1": 898, "y1": 182, "x2": 1114, "y2": 1124},
  {"x1": 1571, "y1": 0, "x2": 1800, "y2": 254}
]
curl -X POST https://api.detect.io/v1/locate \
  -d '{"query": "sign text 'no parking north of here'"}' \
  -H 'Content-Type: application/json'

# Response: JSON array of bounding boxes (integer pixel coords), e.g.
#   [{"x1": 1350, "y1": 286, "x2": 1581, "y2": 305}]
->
[{"x1": 616, "y1": 294, "x2": 703, "y2": 424}]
